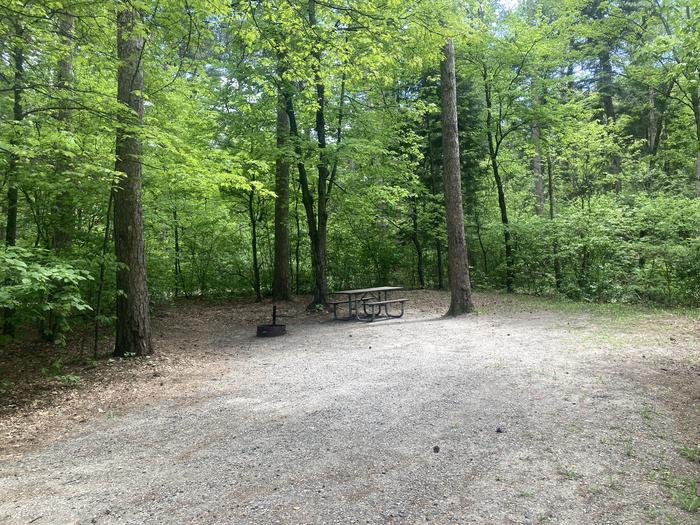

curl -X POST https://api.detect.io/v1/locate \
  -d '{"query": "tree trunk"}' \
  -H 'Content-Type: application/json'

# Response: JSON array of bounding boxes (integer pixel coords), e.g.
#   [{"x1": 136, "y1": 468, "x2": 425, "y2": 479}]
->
[
  {"x1": 294, "y1": 186, "x2": 301, "y2": 295},
  {"x1": 173, "y1": 210, "x2": 182, "y2": 297},
  {"x1": 440, "y1": 39, "x2": 474, "y2": 315},
  {"x1": 409, "y1": 198, "x2": 425, "y2": 288},
  {"x1": 248, "y1": 189, "x2": 262, "y2": 301},
  {"x1": 426, "y1": 116, "x2": 444, "y2": 289},
  {"x1": 51, "y1": 10, "x2": 76, "y2": 252},
  {"x1": 309, "y1": 0, "x2": 329, "y2": 307},
  {"x1": 113, "y1": 4, "x2": 152, "y2": 357},
  {"x1": 484, "y1": 78, "x2": 514, "y2": 293},
  {"x1": 272, "y1": 83, "x2": 291, "y2": 301},
  {"x1": 532, "y1": 125, "x2": 544, "y2": 215}
]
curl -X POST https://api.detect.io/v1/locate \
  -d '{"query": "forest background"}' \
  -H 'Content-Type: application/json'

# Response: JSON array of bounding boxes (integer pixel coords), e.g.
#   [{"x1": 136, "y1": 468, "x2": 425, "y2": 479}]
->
[{"x1": 1, "y1": 0, "x2": 699, "y2": 351}]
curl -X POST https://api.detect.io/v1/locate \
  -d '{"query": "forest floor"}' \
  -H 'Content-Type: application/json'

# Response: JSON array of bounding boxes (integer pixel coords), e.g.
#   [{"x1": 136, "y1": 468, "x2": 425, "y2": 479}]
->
[{"x1": 0, "y1": 290, "x2": 699, "y2": 524}]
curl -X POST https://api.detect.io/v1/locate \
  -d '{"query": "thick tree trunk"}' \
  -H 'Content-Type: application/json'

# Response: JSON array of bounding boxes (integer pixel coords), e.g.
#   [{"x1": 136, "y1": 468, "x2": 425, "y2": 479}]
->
[
  {"x1": 532, "y1": 125, "x2": 544, "y2": 215},
  {"x1": 113, "y1": 4, "x2": 152, "y2": 357},
  {"x1": 273, "y1": 86, "x2": 291, "y2": 301},
  {"x1": 440, "y1": 39, "x2": 474, "y2": 315},
  {"x1": 51, "y1": 11, "x2": 76, "y2": 252}
]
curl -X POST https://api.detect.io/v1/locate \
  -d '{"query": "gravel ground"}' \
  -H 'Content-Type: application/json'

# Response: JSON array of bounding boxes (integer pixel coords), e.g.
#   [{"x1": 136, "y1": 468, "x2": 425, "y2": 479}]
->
[{"x1": 1, "y1": 291, "x2": 698, "y2": 524}]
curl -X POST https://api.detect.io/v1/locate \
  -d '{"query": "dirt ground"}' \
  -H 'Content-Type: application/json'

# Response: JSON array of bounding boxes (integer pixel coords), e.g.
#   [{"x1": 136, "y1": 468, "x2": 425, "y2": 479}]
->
[{"x1": 0, "y1": 290, "x2": 698, "y2": 524}]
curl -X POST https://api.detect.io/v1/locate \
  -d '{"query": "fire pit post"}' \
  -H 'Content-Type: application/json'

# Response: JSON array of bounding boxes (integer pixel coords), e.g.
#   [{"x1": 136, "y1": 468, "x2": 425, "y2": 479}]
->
[{"x1": 256, "y1": 305, "x2": 286, "y2": 337}]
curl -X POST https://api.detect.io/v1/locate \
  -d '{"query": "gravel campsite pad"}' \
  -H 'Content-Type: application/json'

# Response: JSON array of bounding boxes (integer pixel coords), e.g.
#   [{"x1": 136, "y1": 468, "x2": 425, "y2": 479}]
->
[{"x1": 1, "y1": 291, "x2": 699, "y2": 524}]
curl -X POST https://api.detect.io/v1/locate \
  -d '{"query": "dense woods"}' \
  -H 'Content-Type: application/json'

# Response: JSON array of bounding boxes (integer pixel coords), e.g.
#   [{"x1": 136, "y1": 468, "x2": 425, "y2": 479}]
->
[{"x1": 1, "y1": 0, "x2": 700, "y2": 348}]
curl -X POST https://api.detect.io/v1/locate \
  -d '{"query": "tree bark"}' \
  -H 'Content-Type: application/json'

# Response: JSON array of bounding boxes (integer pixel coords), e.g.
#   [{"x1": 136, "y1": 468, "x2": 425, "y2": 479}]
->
[
  {"x1": 113, "y1": 4, "x2": 152, "y2": 357},
  {"x1": 440, "y1": 39, "x2": 474, "y2": 315},
  {"x1": 272, "y1": 81, "x2": 291, "y2": 300}
]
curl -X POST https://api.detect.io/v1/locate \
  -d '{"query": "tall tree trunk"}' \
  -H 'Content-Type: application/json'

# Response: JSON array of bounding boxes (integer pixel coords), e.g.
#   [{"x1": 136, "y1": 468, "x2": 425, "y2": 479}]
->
[
  {"x1": 273, "y1": 80, "x2": 291, "y2": 301},
  {"x1": 248, "y1": 189, "x2": 262, "y2": 301},
  {"x1": 2, "y1": 31, "x2": 23, "y2": 336},
  {"x1": 440, "y1": 39, "x2": 474, "y2": 315},
  {"x1": 648, "y1": 88, "x2": 659, "y2": 158},
  {"x1": 51, "y1": 10, "x2": 76, "y2": 252},
  {"x1": 93, "y1": 189, "x2": 114, "y2": 358},
  {"x1": 532, "y1": 125, "x2": 544, "y2": 215},
  {"x1": 426, "y1": 117, "x2": 444, "y2": 289},
  {"x1": 309, "y1": 0, "x2": 329, "y2": 307},
  {"x1": 113, "y1": 4, "x2": 152, "y2": 357},
  {"x1": 294, "y1": 187, "x2": 301, "y2": 295},
  {"x1": 484, "y1": 77, "x2": 514, "y2": 293},
  {"x1": 173, "y1": 210, "x2": 182, "y2": 297},
  {"x1": 409, "y1": 198, "x2": 425, "y2": 288}
]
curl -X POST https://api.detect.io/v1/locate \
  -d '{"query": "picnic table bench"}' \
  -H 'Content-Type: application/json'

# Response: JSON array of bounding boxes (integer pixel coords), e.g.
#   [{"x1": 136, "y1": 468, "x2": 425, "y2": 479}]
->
[{"x1": 329, "y1": 286, "x2": 407, "y2": 322}]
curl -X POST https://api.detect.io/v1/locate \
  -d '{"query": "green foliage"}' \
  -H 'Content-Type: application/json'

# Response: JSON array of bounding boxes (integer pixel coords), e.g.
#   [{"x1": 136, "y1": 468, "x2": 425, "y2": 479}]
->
[
  {"x1": 0, "y1": 247, "x2": 92, "y2": 341},
  {"x1": 489, "y1": 196, "x2": 700, "y2": 305}
]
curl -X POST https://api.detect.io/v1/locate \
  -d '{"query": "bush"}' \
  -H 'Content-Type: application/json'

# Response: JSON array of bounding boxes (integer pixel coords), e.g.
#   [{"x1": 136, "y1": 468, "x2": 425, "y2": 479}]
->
[{"x1": 0, "y1": 247, "x2": 93, "y2": 342}]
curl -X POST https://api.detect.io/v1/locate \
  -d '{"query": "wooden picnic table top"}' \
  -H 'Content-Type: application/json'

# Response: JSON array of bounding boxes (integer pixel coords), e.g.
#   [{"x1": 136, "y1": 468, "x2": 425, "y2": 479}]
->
[{"x1": 333, "y1": 286, "x2": 403, "y2": 295}]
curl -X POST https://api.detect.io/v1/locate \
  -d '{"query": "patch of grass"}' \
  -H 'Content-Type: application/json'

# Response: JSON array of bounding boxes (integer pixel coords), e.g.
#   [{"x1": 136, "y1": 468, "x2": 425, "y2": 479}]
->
[
  {"x1": 623, "y1": 438, "x2": 636, "y2": 458},
  {"x1": 587, "y1": 484, "x2": 603, "y2": 495},
  {"x1": 656, "y1": 469, "x2": 700, "y2": 513},
  {"x1": 607, "y1": 477, "x2": 623, "y2": 491},
  {"x1": 557, "y1": 464, "x2": 580, "y2": 480},
  {"x1": 517, "y1": 490, "x2": 534, "y2": 498},
  {"x1": 640, "y1": 405, "x2": 655, "y2": 423},
  {"x1": 670, "y1": 478, "x2": 700, "y2": 513},
  {"x1": 56, "y1": 374, "x2": 81, "y2": 385},
  {"x1": 679, "y1": 445, "x2": 700, "y2": 463}
]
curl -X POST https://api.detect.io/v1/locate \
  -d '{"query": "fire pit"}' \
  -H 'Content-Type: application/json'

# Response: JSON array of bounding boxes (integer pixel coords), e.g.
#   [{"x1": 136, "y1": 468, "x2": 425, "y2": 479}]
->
[{"x1": 256, "y1": 305, "x2": 286, "y2": 337}]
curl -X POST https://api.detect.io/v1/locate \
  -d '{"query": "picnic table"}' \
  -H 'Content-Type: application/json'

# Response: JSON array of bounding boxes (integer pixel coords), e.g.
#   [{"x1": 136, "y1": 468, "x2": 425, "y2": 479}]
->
[{"x1": 329, "y1": 286, "x2": 407, "y2": 322}]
